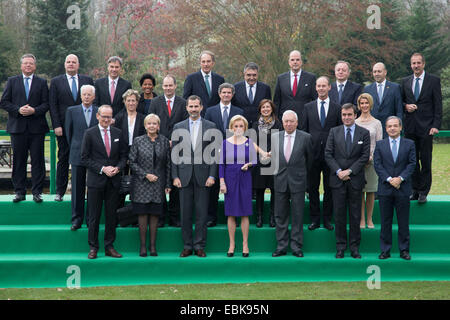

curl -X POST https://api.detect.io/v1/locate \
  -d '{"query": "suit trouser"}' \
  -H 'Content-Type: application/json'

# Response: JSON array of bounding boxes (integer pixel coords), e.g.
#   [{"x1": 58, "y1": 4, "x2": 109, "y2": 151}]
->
[
  {"x1": 332, "y1": 181, "x2": 362, "y2": 252},
  {"x1": 274, "y1": 187, "x2": 305, "y2": 252},
  {"x1": 87, "y1": 179, "x2": 119, "y2": 251},
  {"x1": 10, "y1": 132, "x2": 46, "y2": 195},
  {"x1": 378, "y1": 194, "x2": 410, "y2": 253},
  {"x1": 405, "y1": 133, "x2": 433, "y2": 196},
  {"x1": 207, "y1": 182, "x2": 220, "y2": 223},
  {"x1": 160, "y1": 185, "x2": 181, "y2": 225},
  {"x1": 56, "y1": 133, "x2": 70, "y2": 196},
  {"x1": 308, "y1": 158, "x2": 333, "y2": 224},
  {"x1": 71, "y1": 165, "x2": 89, "y2": 227},
  {"x1": 179, "y1": 177, "x2": 210, "y2": 250}
]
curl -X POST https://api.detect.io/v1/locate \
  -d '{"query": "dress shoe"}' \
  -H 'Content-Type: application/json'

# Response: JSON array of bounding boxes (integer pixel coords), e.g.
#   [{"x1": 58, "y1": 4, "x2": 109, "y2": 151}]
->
[
  {"x1": 180, "y1": 249, "x2": 193, "y2": 257},
  {"x1": 292, "y1": 250, "x2": 304, "y2": 258},
  {"x1": 410, "y1": 193, "x2": 419, "y2": 201},
  {"x1": 400, "y1": 250, "x2": 411, "y2": 260},
  {"x1": 88, "y1": 250, "x2": 97, "y2": 259},
  {"x1": 195, "y1": 249, "x2": 206, "y2": 257},
  {"x1": 13, "y1": 194, "x2": 26, "y2": 203},
  {"x1": 105, "y1": 248, "x2": 122, "y2": 258},
  {"x1": 272, "y1": 249, "x2": 287, "y2": 257},
  {"x1": 378, "y1": 251, "x2": 391, "y2": 259},
  {"x1": 206, "y1": 221, "x2": 217, "y2": 227},
  {"x1": 54, "y1": 194, "x2": 63, "y2": 202},
  {"x1": 308, "y1": 223, "x2": 320, "y2": 231},
  {"x1": 418, "y1": 194, "x2": 427, "y2": 204},
  {"x1": 351, "y1": 251, "x2": 362, "y2": 259},
  {"x1": 323, "y1": 223, "x2": 334, "y2": 231},
  {"x1": 33, "y1": 194, "x2": 43, "y2": 203},
  {"x1": 242, "y1": 253, "x2": 249, "y2": 258},
  {"x1": 70, "y1": 224, "x2": 81, "y2": 231},
  {"x1": 336, "y1": 250, "x2": 345, "y2": 259}
]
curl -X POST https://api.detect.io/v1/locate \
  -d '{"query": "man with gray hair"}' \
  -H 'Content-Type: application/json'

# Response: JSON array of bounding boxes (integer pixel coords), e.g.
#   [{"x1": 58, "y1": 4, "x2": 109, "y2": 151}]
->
[
  {"x1": 49, "y1": 54, "x2": 94, "y2": 201},
  {"x1": 329, "y1": 60, "x2": 362, "y2": 106},
  {"x1": 94, "y1": 56, "x2": 132, "y2": 117},
  {"x1": 232, "y1": 62, "x2": 272, "y2": 128}
]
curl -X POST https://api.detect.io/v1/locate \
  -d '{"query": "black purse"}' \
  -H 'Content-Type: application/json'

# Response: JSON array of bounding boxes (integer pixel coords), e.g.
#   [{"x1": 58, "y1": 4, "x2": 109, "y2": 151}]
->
[{"x1": 119, "y1": 174, "x2": 132, "y2": 195}]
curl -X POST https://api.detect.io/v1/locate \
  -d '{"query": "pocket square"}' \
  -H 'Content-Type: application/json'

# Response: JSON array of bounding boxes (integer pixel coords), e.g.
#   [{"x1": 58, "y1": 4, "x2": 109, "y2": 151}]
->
[
  {"x1": 304, "y1": 84, "x2": 308, "y2": 86},
  {"x1": 358, "y1": 141, "x2": 363, "y2": 144},
  {"x1": 114, "y1": 139, "x2": 119, "y2": 142}
]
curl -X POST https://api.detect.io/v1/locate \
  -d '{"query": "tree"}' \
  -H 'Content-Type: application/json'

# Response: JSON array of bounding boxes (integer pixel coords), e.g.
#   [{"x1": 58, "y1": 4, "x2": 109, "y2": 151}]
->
[{"x1": 441, "y1": 64, "x2": 450, "y2": 130}]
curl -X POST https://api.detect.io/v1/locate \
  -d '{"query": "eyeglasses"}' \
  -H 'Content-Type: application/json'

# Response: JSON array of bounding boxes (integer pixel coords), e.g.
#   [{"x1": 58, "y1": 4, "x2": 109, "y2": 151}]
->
[{"x1": 99, "y1": 115, "x2": 112, "y2": 119}]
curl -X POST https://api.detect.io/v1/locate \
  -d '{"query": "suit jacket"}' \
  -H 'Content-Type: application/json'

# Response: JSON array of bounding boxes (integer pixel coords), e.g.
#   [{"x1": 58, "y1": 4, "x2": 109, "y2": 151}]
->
[
  {"x1": 273, "y1": 70, "x2": 317, "y2": 121},
  {"x1": 113, "y1": 109, "x2": 146, "y2": 150},
  {"x1": 94, "y1": 77, "x2": 132, "y2": 117},
  {"x1": 137, "y1": 92, "x2": 158, "y2": 115},
  {"x1": 300, "y1": 99, "x2": 342, "y2": 161},
  {"x1": 49, "y1": 74, "x2": 94, "y2": 129},
  {"x1": 329, "y1": 80, "x2": 362, "y2": 106},
  {"x1": 0, "y1": 74, "x2": 49, "y2": 134},
  {"x1": 363, "y1": 81, "x2": 403, "y2": 134},
  {"x1": 231, "y1": 80, "x2": 271, "y2": 126},
  {"x1": 401, "y1": 72, "x2": 442, "y2": 136},
  {"x1": 81, "y1": 125, "x2": 128, "y2": 189},
  {"x1": 148, "y1": 95, "x2": 188, "y2": 139},
  {"x1": 204, "y1": 104, "x2": 244, "y2": 137},
  {"x1": 129, "y1": 134, "x2": 171, "y2": 203},
  {"x1": 182, "y1": 70, "x2": 225, "y2": 112},
  {"x1": 65, "y1": 104, "x2": 99, "y2": 166},
  {"x1": 324, "y1": 124, "x2": 370, "y2": 190},
  {"x1": 171, "y1": 118, "x2": 218, "y2": 187},
  {"x1": 272, "y1": 129, "x2": 313, "y2": 193},
  {"x1": 373, "y1": 137, "x2": 416, "y2": 197}
]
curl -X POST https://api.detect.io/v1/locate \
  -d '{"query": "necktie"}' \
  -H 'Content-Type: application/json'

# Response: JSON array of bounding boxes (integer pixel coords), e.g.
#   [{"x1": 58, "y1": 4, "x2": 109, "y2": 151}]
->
[
  {"x1": 191, "y1": 121, "x2": 198, "y2": 149},
  {"x1": 346, "y1": 127, "x2": 352, "y2": 155},
  {"x1": 377, "y1": 83, "x2": 383, "y2": 104},
  {"x1": 84, "y1": 108, "x2": 91, "y2": 127},
  {"x1": 24, "y1": 77, "x2": 30, "y2": 100},
  {"x1": 284, "y1": 134, "x2": 292, "y2": 162},
  {"x1": 167, "y1": 99, "x2": 172, "y2": 117},
  {"x1": 414, "y1": 78, "x2": 420, "y2": 101},
  {"x1": 222, "y1": 106, "x2": 229, "y2": 132},
  {"x1": 338, "y1": 84, "x2": 344, "y2": 104},
  {"x1": 104, "y1": 128, "x2": 110, "y2": 157},
  {"x1": 204, "y1": 74, "x2": 211, "y2": 97},
  {"x1": 320, "y1": 101, "x2": 326, "y2": 128},
  {"x1": 110, "y1": 80, "x2": 116, "y2": 102},
  {"x1": 391, "y1": 139, "x2": 398, "y2": 162},
  {"x1": 292, "y1": 74, "x2": 298, "y2": 96},
  {"x1": 248, "y1": 85, "x2": 254, "y2": 104},
  {"x1": 71, "y1": 76, "x2": 78, "y2": 101}
]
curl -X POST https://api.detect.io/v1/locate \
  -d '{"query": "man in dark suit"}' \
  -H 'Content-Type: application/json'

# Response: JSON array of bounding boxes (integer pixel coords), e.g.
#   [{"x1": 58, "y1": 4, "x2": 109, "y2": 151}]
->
[
  {"x1": 325, "y1": 103, "x2": 370, "y2": 259},
  {"x1": 329, "y1": 61, "x2": 362, "y2": 106},
  {"x1": 231, "y1": 62, "x2": 271, "y2": 127},
  {"x1": 49, "y1": 54, "x2": 94, "y2": 201},
  {"x1": 273, "y1": 50, "x2": 317, "y2": 121},
  {"x1": 81, "y1": 105, "x2": 128, "y2": 259},
  {"x1": 401, "y1": 53, "x2": 442, "y2": 204},
  {"x1": 65, "y1": 85, "x2": 98, "y2": 231},
  {"x1": 172, "y1": 95, "x2": 218, "y2": 258},
  {"x1": 204, "y1": 83, "x2": 244, "y2": 227},
  {"x1": 94, "y1": 56, "x2": 132, "y2": 117},
  {"x1": 363, "y1": 62, "x2": 403, "y2": 137},
  {"x1": 0, "y1": 54, "x2": 49, "y2": 203},
  {"x1": 183, "y1": 50, "x2": 225, "y2": 115},
  {"x1": 149, "y1": 75, "x2": 188, "y2": 227},
  {"x1": 271, "y1": 110, "x2": 313, "y2": 258},
  {"x1": 300, "y1": 76, "x2": 342, "y2": 231},
  {"x1": 373, "y1": 116, "x2": 416, "y2": 260}
]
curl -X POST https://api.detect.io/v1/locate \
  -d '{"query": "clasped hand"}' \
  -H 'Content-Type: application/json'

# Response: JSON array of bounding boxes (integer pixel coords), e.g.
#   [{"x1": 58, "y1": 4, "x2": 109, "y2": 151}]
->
[
  {"x1": 102, "y1": 166, "x2": 119, "y2": 177},
  {"x1": 338, "y1": 169, "x2": 351, "y2": 181},
  {"x1": 389, "y1": 177, "x2": 402, "y2": 189},
  {"x1": 19, "y1": 104, "x2": 35, "y2": 116}
]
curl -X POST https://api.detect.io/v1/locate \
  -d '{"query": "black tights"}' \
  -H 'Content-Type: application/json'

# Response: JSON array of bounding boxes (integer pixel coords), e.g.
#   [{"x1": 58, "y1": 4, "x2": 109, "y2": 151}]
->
[{"x1": 138, "y1": 214, "x2": 159, "y2": 252}]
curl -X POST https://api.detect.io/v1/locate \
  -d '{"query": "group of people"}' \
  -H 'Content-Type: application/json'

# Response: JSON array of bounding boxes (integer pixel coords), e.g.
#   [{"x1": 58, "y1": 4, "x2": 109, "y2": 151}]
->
[{"x1": 0, "y1": 49, "x2": 442, "y2": 261}]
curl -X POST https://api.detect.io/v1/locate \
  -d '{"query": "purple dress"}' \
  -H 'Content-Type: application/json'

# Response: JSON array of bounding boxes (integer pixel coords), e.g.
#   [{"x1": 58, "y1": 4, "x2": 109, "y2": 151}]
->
[{"x1": 219, "y1": 139, "x2": 257, "y2": 217}]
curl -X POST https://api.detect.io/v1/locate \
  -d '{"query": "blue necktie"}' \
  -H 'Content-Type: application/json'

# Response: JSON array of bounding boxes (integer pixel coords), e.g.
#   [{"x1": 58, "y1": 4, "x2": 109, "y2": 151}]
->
[
  {"x1": 204, "y1": 74, "x2": 211, "y2": 97},
  {"x1": 248, "y1": 85, "x2": 254, "y2": 104},
  {"x1": 84, "y1": 108, "x2": 91, "y2": 127},
  {"x1": 377, "y1": 84, "x2": 383, "y2": 104},
  {"x1": 71, "y1": 76, "x2": 78, "y2": 101},
  {"x1": 346, "y1": 127, "x2": 352, "y2": 155},
  {"x1": 222, "y1": 106, "x2": 229, "y2": 132},
  {"x1": 320, "y1": 101, "x2": 326, "y2": 128},
  {"x1": 338, "y1": 84, "x2": 344, "y2": 104},
  {"x1": 391, "y1": 139, "x2": 398, "y2": 162},
  {"x1": 414, "y1": 78, "x2": 420, "y2": 101},
  {"x1": 24, "y1": 77, "x2": 30, "y2": 100}
]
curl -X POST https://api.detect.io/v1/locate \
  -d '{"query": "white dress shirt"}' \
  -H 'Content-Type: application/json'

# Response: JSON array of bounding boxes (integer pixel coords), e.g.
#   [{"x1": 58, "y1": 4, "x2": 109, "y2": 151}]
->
[
  {"x1": 290, "y1": 70, "x2": 302, "y2": 91},
  {"x1": 317, "y1": 97, "x2": 330, "y2": 118},
  {"x1": 284, "y1": 130, "x2": 296, "y2": 156},
  {"x1": 412, "y1": 71, "x2": 425, "y2": 95}
]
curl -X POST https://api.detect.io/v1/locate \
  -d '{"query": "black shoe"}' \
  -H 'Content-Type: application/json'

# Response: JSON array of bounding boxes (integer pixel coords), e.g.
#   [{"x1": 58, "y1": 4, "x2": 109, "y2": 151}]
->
[
  {"x1": 351, "y1": 251, "x2": 362, "y2": 259},
  {"x1": 54, "y1": 194, "x2": 63, "y2": 202},
  {"x1": 70, "y1": 224, "x2": 81, "y2": 231},
  {"x1": 33, "y1": 194, "x2": 43, "y2": 203},
  {"x1": 293, "y1": 250, "x2": 304, "y2": 258},
  {"x1": 378, "y1": 251, "x2": 391, "y2": 259},
  {"x1": 272, "y1": 250, "x2": 287, "y2": 257},
  {"x1": 149, "y1": 251, "x2": 158, "y2": 257},
  {"x1": 242, "y1": 253, "x2": 249, "y2": 258},
  {"x1": 400, "y1": 250, "x2": 411, "y2": 260},
  {"x1": 336, "y1": 250, "x2": 345, "y2": 259},
  {"x1": 13, "y1": 194, "x2": 25, "y2": 203},
  {"x1": 323, "y1": 222, "x2": 334, "y2": 231},
  {"x1": 418, "y1": 194, "x2": 427, "y2": 204},
  {"x1": 308, "y1": 223, "x2": 320, "y2": 231},
  {"x1": 256, "y1": 214, "x2": 263, "y2": 228},
  {"x1": 227, "y1": 252, "x2": 234, "y2": 257},
  {"x1": 206, "y1": 221, "x2": 217, "y2": 227},
  {"x1": 410, "y1": 192, "x2": 419, "y2": 201},
  {"x1": 269, "y1": 214, "x2": 276, "y2": 228}
]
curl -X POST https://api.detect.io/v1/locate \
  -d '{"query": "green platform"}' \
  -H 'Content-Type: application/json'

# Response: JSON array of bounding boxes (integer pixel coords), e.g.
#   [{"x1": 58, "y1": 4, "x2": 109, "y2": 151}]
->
[{"x1": 0, "y1": 194, "x2": 449, "y2": 288}]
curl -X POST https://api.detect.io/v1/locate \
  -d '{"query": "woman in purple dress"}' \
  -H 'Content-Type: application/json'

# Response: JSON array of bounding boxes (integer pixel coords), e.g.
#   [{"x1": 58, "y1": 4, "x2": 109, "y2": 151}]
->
[{"x1": 219, "y1": 115, "x2": 263, "y2": 257}]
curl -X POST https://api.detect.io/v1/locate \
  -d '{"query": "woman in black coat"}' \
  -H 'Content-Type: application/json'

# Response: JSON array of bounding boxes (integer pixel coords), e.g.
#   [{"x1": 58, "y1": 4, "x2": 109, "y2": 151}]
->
[
  {"x1": 137, "y1": 73, "x2": 158, "y2": 114},
  {"x1": 251, "y1": 99, "x2": 282, "y2": 227}
]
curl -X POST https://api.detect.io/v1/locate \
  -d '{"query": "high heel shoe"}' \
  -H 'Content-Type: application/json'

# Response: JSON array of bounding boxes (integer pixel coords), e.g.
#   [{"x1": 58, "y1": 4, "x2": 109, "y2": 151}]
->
[
  {"x1": 227, "y1": 252, "x2": 234, "y2": 257},
  {"x1": 140, "y1": 247, "x2": 147, "y2": 257},
  {"x1": 242, "y1": 252, "x2": 249, "y2": 258}
]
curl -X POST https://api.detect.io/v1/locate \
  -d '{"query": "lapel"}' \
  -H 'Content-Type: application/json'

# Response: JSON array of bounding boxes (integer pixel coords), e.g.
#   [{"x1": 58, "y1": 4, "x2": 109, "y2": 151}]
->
[
  {"x1": 198, "y1": 71, "x2": 209, "y2": 98},
  {"x1": 279, "y1": 132, "x2": 287, "y2": 164},
  {"x1": 26, "y1": 76, "x2": 38, "y2": 102},
  {"x1": 349, "y1": 125, "x2": 361, "y2": 156},
  {"x1": 380, "y1": 81, "x2": 391, "y2": 106},
  {"x1": 405, "y1": 75, "x2": 414, "y2": 98},
  {"x1": 418, "y1": 73, "x2": 430, "y2": 101},
  {"x1": 90, "y1": 106, "x2": 98, "y2": 127},
  {"x1": 62, "y1": 75, "x2": 76, "y2": 103},
  {"x1": 94, "y1": 126, "x2": 109, "y2": 158},
  {"x1": 112, "y1": 78, "x2": 122, "y2": 105},
  {"x1": 77, "y1": 106, "x2": 88, "y2": 129},
  {"x1": 161, "y1": 96, "x2": 170, "y2": 118},
  {"x1": 339, "y1": 125, "x2": 349, "y2": 156}
]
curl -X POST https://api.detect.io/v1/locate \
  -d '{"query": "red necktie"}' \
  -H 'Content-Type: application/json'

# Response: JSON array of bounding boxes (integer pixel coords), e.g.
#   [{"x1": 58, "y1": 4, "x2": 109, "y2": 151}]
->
[
  {"x1": 292, "y1": 74, "x2": 298, "y2": 96},
  {"x1": 167, "y1": 99, "x2": 172, "y2": 117},
  {"x1": 104, "y1": 128, "x2": 111, "y2": 157},
  {"x1": 110, "y1": 80, "x2": 116, "y2": 102}
]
